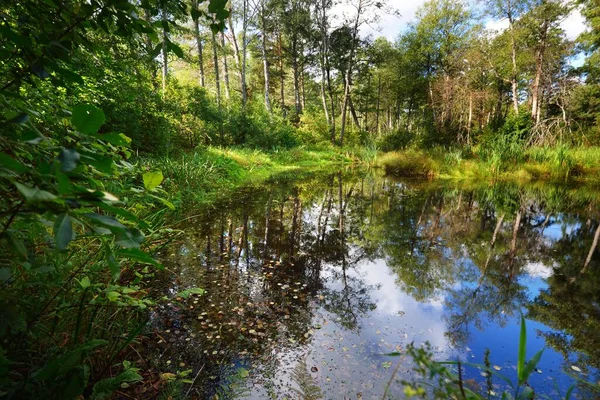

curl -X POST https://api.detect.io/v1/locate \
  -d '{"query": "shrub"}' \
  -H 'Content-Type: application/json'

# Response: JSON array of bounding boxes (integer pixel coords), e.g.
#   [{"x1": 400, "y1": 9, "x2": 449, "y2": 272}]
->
[{"x1": 377, "y1": 130, "x2": 415, "y2": 152}]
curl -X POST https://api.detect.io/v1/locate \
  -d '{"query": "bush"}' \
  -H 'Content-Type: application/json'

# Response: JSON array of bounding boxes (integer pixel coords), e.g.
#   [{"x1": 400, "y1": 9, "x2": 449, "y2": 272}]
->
[
  {"x1": 377, "y1": 130, "x2": 414, "y2": 152},
  {"x1": 378, "y1": 150, "x2": 440, "y2": 177},
  {"x1": 297, "y1": 110, "x2": 331, "y2": 144}
]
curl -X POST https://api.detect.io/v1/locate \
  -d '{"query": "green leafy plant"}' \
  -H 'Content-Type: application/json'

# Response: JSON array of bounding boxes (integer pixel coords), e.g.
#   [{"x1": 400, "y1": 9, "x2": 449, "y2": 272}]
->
[{"x1": 393, "y1": 314, "x2": 600, "y2": 399}]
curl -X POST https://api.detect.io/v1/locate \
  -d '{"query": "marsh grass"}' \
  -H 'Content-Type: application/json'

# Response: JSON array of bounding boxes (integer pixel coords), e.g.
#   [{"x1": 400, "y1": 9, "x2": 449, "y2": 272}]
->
[
  {"x1": 378, "y1": 145, "x2": 600, "y2": 185},
  {"x1": 139, "y1": 146, "x2": 357, "y2": 209}
]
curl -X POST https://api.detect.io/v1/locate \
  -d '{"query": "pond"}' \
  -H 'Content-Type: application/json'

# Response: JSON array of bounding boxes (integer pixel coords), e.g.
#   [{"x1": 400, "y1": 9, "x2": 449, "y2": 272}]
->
[{"x1": 147, "y1": 169, "x2": 600, "y2": 399}]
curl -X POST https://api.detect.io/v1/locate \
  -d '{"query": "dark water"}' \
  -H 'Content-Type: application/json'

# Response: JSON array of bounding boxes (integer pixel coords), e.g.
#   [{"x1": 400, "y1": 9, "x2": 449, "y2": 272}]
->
[{"x1": 148, "y1": 169, "x2": 600, "y2": 399}]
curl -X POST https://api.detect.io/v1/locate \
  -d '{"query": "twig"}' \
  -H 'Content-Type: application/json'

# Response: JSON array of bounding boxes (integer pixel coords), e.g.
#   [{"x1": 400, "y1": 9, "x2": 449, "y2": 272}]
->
[
  {"x1": 186, "y1": 364, "x2": 205, "y2": 397},
  {"x1": 381, "y1": 359, "x2": 402, "y2": 400}
]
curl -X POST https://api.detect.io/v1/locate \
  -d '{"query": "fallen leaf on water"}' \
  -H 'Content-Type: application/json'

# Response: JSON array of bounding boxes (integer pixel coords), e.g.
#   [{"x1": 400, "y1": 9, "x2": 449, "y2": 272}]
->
[{"x1": 381, "y1": 361, "x2": 392, "y2": 369}]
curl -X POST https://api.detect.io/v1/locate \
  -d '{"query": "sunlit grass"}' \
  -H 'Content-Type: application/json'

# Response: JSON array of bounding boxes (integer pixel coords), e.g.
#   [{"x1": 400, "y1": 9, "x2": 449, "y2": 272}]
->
[{"x1": 379, "y1": 145, "x2": 600, "y2": 185}]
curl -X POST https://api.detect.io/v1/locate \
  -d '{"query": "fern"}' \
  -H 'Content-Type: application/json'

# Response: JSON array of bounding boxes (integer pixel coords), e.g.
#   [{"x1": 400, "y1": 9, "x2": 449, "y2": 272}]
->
[
  {"x1": 290, "y1": 355, "x2": 323, "y2": 400},
  {"x1": 91, "y1": 361, "x2": 142, "y2": 400},
  {"x1": 215, "y1": 367, "x2": 251, "y2": 399}
]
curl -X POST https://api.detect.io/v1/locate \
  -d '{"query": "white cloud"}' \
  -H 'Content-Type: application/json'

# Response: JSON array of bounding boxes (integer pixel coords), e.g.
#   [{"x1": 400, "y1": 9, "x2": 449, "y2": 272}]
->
[
  {"x1": 331, "y1": 0, "x2": 427, "y2": 42},
  {"x1": 335, "y1": 0, "x2": 588, "y2": 44},
  {"x1": 484, "y1": 5, "x2": 587, "y2": 41},
  {"x1": 561, "y1": 7, "x2": 587, "y2": 41}
]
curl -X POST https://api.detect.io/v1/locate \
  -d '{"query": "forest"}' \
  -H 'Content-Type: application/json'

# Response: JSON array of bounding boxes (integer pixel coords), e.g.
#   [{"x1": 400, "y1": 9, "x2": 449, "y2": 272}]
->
[{"x1": 1, "y1": 0, "x2": 600, "y2": 398}]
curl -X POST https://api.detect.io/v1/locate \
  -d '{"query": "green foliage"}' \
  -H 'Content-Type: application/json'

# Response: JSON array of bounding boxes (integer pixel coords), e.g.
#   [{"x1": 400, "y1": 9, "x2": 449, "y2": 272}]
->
[
  {"x1": 377, "y1": 130, "x2": 415, "y2": 152},
  {"x1": 91, "y1": 361, "x2": 143, "y2": 400},
  {"x1": 398, "y1": 316, "x2": 600, "y2": 399},
  {"x1": 378, "y1": 150, "x2": 440, "y2": 177},
  {"x1": 290, "y1": 355, "x2": 323, "y2": 400}
]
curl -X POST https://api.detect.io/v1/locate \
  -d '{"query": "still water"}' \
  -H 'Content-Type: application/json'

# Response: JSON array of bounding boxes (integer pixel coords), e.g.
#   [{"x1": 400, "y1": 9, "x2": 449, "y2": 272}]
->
[{"x1": 148, "y1": 169, "x2": 600, "y2": 399}]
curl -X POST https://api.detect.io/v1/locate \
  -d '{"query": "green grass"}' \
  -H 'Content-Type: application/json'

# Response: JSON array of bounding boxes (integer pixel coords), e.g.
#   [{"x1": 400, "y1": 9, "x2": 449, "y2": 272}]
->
[
  {"x1": 139, "y1": 146, "x2": 357, "y2": 210},
  {"x1": 377, "y1": 145, "x2": 600, "y2": 185}
]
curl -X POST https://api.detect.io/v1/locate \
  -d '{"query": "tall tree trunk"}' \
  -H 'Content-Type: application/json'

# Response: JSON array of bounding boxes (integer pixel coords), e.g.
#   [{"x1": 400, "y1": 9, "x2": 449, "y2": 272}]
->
[
  {"x1": 143, "y1": 8, "x2": 158, "y2": 89},
  {"x1": 241, "y1": 0, "x2": 249, "y2": 106},
  {"x1": 211, "y1": 26, "x2": 221, "y2": 108},
  {"x1": 221, "y1": 32, "x2": 230, "y2": 100},
  {"x1": 319, "y1": 0, "x2": 330, "y2": 125},
  {"x1": 340, "y1": 0, "x2": 362, "y2": 147},
  {"x1": 278, "y1": 31, "x2": 286, "y2": 116},
  {"x1": 467, "y1": 93, "x2": 473, "y2": 145},
  {"x1": 161, "y1": 8, "x2": 168, "y2": 98},
  {"x1": 292, "y1": 37, "x2": 301, "y2": 115},
  {"x1": 376, "y1": 75, "x2": 381, "y2": 135},
  {"x1": 300, "y1": 63, "x2": 306, "y2": 111},
  {"x1": 509, "y1": 14, "x2": 519, "y2": 114},
  {"x1": 583, "y1": 223, "x2": 600, "y2": 274},
  {"x1": 531, "y1": 19, "x2": 548, "y2": 124},
  {"x1": 227, "y1": 11, "x2": 243, "y2": 97},
  {"x1": 326, "y1": 58, "x2": 336, "y2": 144},
  {"x1": 191, "y1": 0, "x2": 205, "y2": 87},
  {"x1": 348, "y1": 94, "x2": 360, "y2": 128},
  {"x1": 260, "y1": 4, "x2": 272, "y2": 112}
]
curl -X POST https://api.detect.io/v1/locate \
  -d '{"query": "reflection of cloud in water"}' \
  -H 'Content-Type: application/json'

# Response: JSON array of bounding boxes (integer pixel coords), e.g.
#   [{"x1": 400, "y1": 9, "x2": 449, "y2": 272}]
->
[
  {"x1": 523, "y1": 261, "x2": 553, "y2": 280},
  {"x1": 324, "y1": 257, "x2": 450, "y2": 351}
]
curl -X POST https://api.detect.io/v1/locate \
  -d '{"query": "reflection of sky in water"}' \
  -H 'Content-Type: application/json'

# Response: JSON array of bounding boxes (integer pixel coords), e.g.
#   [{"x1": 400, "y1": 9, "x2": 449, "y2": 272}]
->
[
  {"x1": 160, "y1": 176, "x2": 599, "y2": 399},
  {"x1": 264, "y1": 251, "x2": 576, "y2": 398}
]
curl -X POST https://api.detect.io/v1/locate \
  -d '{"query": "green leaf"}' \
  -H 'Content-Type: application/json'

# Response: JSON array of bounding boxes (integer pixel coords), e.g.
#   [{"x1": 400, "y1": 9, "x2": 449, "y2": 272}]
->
[
  {"x1": 34, "y1": 340, "x2": 107, "y2": 380},
  {"x1": 91, "y1": 366, "x2": 142, "y2": 400},
  {"x1": 53, "y1": 213, "x2": 74, "y2": 251},
  {"x1": 208, "y1": 0, "x2": 228, "y2": 15},
  {"x1": 0, "y1": 153, "x2": 28, "y2": 174},
  {"x1": 83, "y1": 213, "x2": 127, "y2": 230},
  {"x1": 107, "y1": 252, "x2": 121, "y2": 281},
  {"x1": 107, "y1": 291, "x2": 121, "y2": 302},
  {"x1": 58, "y1": 148, "x2": 80, "y2": 172},
  {"x1": 517, "y1": 313, "x2": 527, "y2": 384},
  {"x1": 71, "y1": 104, "x2": 106, "y2": 134},
  {"x1": 117, "y1": 248, "x2": 162, "y2": 268},
  {"x1": 150, "y1": 43, "x2": 162, "y2": 58},
  {"x1": 53, "y1": 66, "x2": 84, "y2": 85},
  {"x1": 516, "y1": 386, "x2": 534, "y2": 400},
  {"x1": 89, "y1": 132, "x2": 131, "y2": 147},
  {"x1": 191, "y1": 7, "x2": 202, "y2": 20},
  {"x1": 149, "y1": 194, "x2": 175, "y2": 210},
  {"x1": 14, "y1": 182, "x2": 57, "y2": 203},
  {"x1": 522, "y1": 348, "x2": 544, "y2": 383},
  {"x1": 56, "y1": 172, "x2": 71, "y2": 195},
  {"x1": 114, "y1": 228, "x2": 144, "y2": 249},
  {"x1": 8, "y1": 113, "x2": 30, "y2": 124},
  {"x1": 565, "y1": 385, "x2": 575, "y2": 400},
  {"x1": 167, "y1": 40, "x2": 184, "y2": 58},
  {"x1": 177, "y1": 287, "x2": 205, "y2": 299},
  {"x1": 80, "y1": 152, "x2": 114, "y2": 174},
  {"x1": 79, "y1": 276, "x2": 91, "y2": 289},
  {"x1": 5, "y1": 230, "x2": 27, "y2": 260},
  {"x1": 20, "y1": 129, "x2": 45, "y2": 144},
  {"x1": 92, "y1": 202, "x2": 148, "y2": 228},
  {"x1": 142, "y1": 171, "x2": 163, "y2": 190}
]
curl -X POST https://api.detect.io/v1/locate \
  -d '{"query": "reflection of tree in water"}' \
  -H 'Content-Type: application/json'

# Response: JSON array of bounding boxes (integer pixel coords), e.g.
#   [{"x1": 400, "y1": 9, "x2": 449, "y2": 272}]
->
[
  {"x1": 527, "y1": 211, "x2": 600, "y2": 373},
  {"x1": 148, "y1": 171, "x2": 381, "y2": 396},
  {"x1": 147, "y1": 173, "x2": 600, "y2": 397},
  {"x1": 317, "y1": 172, "x2": 379, "y2": 331}
]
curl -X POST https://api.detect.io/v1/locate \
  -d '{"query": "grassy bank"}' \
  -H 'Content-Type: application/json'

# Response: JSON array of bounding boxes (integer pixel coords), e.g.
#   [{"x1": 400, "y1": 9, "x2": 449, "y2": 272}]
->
[
  {"x1": 141, "y1": 146, "x2": 361, "y2": 211},
  {"x1": 377, "y1": 146, "x2": 600, "y2": 184}
]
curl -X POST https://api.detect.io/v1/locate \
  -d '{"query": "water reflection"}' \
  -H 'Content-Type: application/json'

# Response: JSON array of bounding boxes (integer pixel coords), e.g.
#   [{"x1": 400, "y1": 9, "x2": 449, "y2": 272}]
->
[{"x1": 148, "y1": 171, "x2": 600, "y2": 399}]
